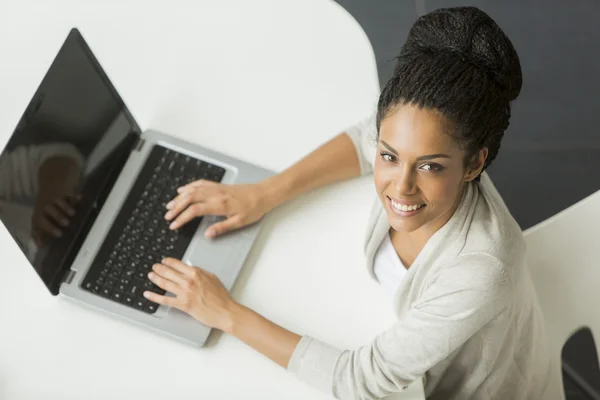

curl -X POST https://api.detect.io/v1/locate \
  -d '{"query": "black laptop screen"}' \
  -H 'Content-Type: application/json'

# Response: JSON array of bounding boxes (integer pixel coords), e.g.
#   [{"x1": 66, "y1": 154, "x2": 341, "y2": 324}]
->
[{"x1": 0, "y1": 28, "x2": 139, "y2": 294}]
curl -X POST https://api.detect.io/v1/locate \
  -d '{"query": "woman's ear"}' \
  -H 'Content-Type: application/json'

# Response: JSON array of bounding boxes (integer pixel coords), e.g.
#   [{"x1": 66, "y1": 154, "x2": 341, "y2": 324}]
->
[{"x1": 464, "y1": 148, "x2": 488, "y2": 182}]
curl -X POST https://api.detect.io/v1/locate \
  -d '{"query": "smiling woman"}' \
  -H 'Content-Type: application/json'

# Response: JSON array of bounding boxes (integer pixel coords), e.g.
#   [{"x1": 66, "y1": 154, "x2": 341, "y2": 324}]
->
[{"x1": 148, "y1": 6, "x2": 553, "y2": 400}]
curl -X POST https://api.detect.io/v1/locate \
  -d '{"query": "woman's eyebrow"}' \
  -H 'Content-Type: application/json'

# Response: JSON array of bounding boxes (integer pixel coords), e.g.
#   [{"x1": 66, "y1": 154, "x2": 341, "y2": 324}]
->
[{"x1": 379, "y1": 140, "x2": 451, "y2": 161}]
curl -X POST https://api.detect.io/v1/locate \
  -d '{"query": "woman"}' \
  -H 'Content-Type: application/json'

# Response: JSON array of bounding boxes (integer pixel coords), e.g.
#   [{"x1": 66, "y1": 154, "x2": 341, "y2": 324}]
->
[{"x1": 148, "y1": 6, "x2": 552, "y2": 399}]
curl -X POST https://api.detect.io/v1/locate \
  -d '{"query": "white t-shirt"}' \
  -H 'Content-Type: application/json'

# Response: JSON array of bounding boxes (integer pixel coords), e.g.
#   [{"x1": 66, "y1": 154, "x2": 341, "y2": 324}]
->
[{"x1": 373, "y1": 232, "x2": 407, "y2": 301}]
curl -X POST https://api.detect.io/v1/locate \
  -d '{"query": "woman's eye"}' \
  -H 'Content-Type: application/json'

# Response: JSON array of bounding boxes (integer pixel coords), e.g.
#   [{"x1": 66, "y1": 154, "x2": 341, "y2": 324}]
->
[
  {"x1": 380, "y1": 152, "x2": 395, "y2": 162},
  {"x1": 420, "y1": 163, "x2": 443, "y2": 172}
]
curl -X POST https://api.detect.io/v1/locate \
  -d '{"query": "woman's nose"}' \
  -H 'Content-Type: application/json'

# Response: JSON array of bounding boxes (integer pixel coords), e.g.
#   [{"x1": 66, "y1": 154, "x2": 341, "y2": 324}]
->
[{"x1": 395, "y1": 167, "x2": 418, "y2": 196}]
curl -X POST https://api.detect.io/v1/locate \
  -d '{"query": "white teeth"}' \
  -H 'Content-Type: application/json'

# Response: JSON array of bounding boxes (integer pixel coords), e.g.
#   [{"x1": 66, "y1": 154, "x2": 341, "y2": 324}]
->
[{"x1": 391, "y1": 200, "x2": 423, "y2": 212}]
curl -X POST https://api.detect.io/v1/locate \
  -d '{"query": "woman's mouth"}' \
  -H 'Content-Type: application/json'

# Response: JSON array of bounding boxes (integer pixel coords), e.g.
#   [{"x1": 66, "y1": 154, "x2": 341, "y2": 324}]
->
[{"x1": 388, "y1": 197, "x2": 426, "y2": 217}]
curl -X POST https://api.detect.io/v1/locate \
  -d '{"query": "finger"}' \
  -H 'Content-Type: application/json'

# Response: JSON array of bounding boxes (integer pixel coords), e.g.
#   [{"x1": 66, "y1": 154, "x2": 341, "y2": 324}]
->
[
  {"x1": 66, "y1": 193, "x2": 82, "y2": 203},
  {"x1": 148, "y1": 271, "x2": 181, "y2": 295},
  {"x1": 151, "y1": 262, "x2": 187, "y2": 285},
  {"x1": 44, "y1": 204, "x2": 69, "y2": 227},
  {"x1": 169, "y1": 201, "x2": 223, "y2": 230},
  {"x1": 177, "y1": 179, "x2": 218, "y2": 193},
  {"x1": 37, "y1": 215, "x2": 63, "y2": 237},
  {"x1": 161, "y1": 258, "x2": 197, "y2": 277},
  {"x1": 142, "y1": 291, "x2": 178, "y2": 307},
  {"x1": 53, "y1": 198, "x2": 76, "y2": 217},
  {"x1": 166, "y1": 186, "x2": 220, "y2": 218},
  {"x1": 205, "y1": 215, "x2": 243, "y2": 238},
  {"x1": 165, "y1": 191, "x2": 197, "y2": 220}
]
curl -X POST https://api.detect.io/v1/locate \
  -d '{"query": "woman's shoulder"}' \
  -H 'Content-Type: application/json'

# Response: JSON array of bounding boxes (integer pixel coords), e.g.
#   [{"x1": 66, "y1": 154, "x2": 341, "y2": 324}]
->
[{"x1": 459, "y1": 173, "x2": 526, "y2": 269}]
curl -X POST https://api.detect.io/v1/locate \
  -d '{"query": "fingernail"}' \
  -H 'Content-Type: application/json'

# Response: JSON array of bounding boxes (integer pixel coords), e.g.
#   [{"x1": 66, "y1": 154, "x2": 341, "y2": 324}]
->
[
  {"x1": 164, "y1": 211, "x2": 172, "y2": 220},
  {"x1": 148, "y1": 272, "x2": 155, "y2": 279},
  {"x1": 177, "y1": 187, "x2": 185, "y2": 193},
  {"x1": 169, "y1": 222, "x2": 177, "y2": 229},
  {"x1": 143, "y1": 291, "x2": 151, "y2": 298},
  {"x1": 205, "y1": 229, "x2": 215, "y2": 238},
  {"x1": 166, "y1": 201, "x2": 173, "y2": 209},
  {"x1": 61, "y1": 219, "x2": 69, "y2": 226}
]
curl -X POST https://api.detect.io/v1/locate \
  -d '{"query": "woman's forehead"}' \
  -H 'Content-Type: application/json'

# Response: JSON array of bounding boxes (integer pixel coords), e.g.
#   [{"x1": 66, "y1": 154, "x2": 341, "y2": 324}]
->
[{"x1": 378, "y1": 105, "x2": 462, "y2": 156}]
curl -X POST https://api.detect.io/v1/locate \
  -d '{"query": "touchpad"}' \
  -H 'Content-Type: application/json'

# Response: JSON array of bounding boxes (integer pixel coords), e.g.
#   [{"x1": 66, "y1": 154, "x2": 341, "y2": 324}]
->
[{"x1": 182, "y1": 216, "x2": 250, "y2": 289}]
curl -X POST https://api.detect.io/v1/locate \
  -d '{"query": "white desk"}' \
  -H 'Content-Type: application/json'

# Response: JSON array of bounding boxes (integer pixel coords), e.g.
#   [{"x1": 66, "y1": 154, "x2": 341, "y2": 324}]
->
[{"x1": 0, "y1": 1, "x2": 424, "y2": 398}]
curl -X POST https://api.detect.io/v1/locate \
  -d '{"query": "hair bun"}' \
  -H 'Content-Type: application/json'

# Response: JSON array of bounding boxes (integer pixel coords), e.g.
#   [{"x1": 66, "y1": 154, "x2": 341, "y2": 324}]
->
[{"x1": 402, "y1": 6, "x2": 522, "y2": 101}]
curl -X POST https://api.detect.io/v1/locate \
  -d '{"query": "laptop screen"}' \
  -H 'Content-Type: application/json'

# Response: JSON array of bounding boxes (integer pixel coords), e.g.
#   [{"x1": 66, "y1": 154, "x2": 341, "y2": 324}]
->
[{"x1": 0, "y1": 28, "x2": 140, "y2": 294}]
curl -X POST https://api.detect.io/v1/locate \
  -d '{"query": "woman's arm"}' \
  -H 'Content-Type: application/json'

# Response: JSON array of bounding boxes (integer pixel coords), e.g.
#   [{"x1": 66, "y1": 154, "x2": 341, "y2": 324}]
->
[
  {"x1": 261, "y1": 131, "x2": 365, "y2": 210},
  {"x1": 143, "y1": 258, "x2": 302, "y2": 367},
  {"x1": 145, "y1": 254, "x2": 510, "y2": 400},
  {"x1": 165, "y1": 117, "x2": 376, "y2": 236},
  {"x1": 226, "y1": 303, "x2": 301, "y2": 368}
]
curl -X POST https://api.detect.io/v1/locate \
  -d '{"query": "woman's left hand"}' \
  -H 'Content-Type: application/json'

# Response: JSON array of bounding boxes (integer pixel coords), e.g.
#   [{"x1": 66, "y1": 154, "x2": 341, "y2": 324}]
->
[{"x1": 144, "y1": 258, "x2": 236, "y2": 332}]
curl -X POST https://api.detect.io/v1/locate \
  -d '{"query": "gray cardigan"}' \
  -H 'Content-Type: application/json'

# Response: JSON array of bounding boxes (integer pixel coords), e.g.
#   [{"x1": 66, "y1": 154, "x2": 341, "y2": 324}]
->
[{"x1": 287, "y1": 115, "x2": 552, "y2": 399}]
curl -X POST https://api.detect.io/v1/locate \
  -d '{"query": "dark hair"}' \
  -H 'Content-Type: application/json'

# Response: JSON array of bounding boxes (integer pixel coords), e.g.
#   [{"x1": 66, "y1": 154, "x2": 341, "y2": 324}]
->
[{"x1": 376, "y1": 6, "x2": 522, "y2": 179}]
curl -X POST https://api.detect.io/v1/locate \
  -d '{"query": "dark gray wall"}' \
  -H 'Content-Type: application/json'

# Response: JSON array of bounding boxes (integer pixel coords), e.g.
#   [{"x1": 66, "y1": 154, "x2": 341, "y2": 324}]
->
[{"x1": 335, "y1": 0, "x2": 600, "y2": 231}]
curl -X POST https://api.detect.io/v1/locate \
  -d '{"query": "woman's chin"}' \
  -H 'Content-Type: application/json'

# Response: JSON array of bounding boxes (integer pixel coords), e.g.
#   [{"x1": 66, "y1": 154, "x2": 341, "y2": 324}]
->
[{"x1": 386, "y1": 212, "x2": 424, "y2": 233}]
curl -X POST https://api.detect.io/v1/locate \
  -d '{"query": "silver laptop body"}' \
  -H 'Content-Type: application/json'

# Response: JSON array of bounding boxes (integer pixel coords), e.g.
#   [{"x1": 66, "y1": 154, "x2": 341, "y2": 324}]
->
[{"x1": 0, "y1": 28, "x2": 273, "y2": 346}]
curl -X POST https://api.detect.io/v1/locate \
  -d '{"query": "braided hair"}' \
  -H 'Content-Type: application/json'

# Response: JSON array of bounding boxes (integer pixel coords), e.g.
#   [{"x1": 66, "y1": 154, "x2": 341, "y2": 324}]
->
[{"x1": 376, "y1": 6, "x2": 522, "y2": 179}]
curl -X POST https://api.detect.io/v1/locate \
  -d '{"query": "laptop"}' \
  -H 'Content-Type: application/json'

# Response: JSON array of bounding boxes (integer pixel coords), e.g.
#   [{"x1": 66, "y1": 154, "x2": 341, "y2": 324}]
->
[{"x1": 0, "y1": 28, "x2": 273, "y2": 346}]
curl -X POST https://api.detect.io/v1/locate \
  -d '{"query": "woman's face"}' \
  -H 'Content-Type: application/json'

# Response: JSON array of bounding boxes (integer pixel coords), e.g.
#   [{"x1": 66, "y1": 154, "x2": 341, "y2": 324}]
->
[{"x1": 374, "y1": 103, "x2": 485, "y2": 236}]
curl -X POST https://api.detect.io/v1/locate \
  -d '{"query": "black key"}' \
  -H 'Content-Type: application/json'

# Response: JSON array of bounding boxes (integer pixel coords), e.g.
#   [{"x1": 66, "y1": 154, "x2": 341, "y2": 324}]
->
[
  {"x1": 106, "y1": 277, "x2": 117, "y2": 288},
  {"x1": 127, "y1": 259, "x2": 141, "y2": 270},
  {"x1": 135, "y1": 242, "x2": 149, "y2": 254},
  {"x1": 135, "y1": 270, "x2": 148, "y2": 280},
  {"x1": 134, "y1": 298, "x2": 147, "y2": 310},
  {"x1": 116, "y1": 282, "x2": 127, "y2": 292},
  {"x1": 122, "y1": 295, "x2": 134, "y2": 306},
  {"x1": 112, "y1": 291, "x2": 123, "y2": 302},
  {"x1": 127, "y1": 278, "x2": 145, "y2": 297},
  {"x1": 108, "y1": 268, "x2": 121, "y2": 279},
  {"x1": 96, "y1": 276, "x2": 106, "y2": 285},
  {"x1": 150, "y1": 218, "x2": 161, "y2": 227},
  {"x1": 123, "y1": 269, "x2": 136, "y2": 279},
  {"x1": 140, "y1": 258, "x2": 153, "y2": 267},
  {"x1": 92, "y1": 284, "x2": 102, "y2": 294},
  {"x1": 145, "y1": 302, "x2": 159, "y2": 313},
  {"x1": 101, "y1": 286, "x2": 112, "y2": 297},
  {"x1": 83, "y1": 281, "x2": 93, "y2": 290}
]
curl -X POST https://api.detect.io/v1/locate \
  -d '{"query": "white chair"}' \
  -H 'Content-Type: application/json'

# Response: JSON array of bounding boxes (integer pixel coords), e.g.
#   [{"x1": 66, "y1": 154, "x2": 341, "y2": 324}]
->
[{"x1": 524, "y1": 189, "x2": 600, "y2": 399}]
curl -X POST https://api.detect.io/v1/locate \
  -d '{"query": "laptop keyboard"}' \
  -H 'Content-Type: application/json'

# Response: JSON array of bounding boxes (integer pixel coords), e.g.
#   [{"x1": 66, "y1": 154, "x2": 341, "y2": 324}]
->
[{"x1": 81, "y1": 145, "x2": 226, "y2": 314}]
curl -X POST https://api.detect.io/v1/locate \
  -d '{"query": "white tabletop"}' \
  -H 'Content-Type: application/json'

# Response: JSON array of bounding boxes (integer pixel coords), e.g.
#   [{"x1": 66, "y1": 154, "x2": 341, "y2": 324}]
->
[{"x1": 0, "y1": 1, "x2": 424, "y2": 399}]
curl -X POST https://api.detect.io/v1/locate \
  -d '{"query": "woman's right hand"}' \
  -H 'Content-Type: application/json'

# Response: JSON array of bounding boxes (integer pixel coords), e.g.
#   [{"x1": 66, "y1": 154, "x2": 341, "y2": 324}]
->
[{"x1": 164, "y1": 180, "x2": 274, "y2": 238}]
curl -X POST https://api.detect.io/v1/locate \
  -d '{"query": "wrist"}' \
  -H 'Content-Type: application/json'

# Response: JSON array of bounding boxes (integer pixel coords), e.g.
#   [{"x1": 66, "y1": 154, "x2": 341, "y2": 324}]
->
[
  {"x1": 257, "y1": 174, "x2": 292, "y2": 211},
  {"x1": 223, "y1": 301, "x2": 251, "y2": 336}
]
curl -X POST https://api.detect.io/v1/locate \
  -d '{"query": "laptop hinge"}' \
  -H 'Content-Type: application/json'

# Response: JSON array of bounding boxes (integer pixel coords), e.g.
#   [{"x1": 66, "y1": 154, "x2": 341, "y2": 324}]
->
[
  {"x1": 134, "y1": 137, "x2": 146, "y2": 152},
  {"x1": 63, "y1": 269, "x2": 76, "y2": 285}
]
